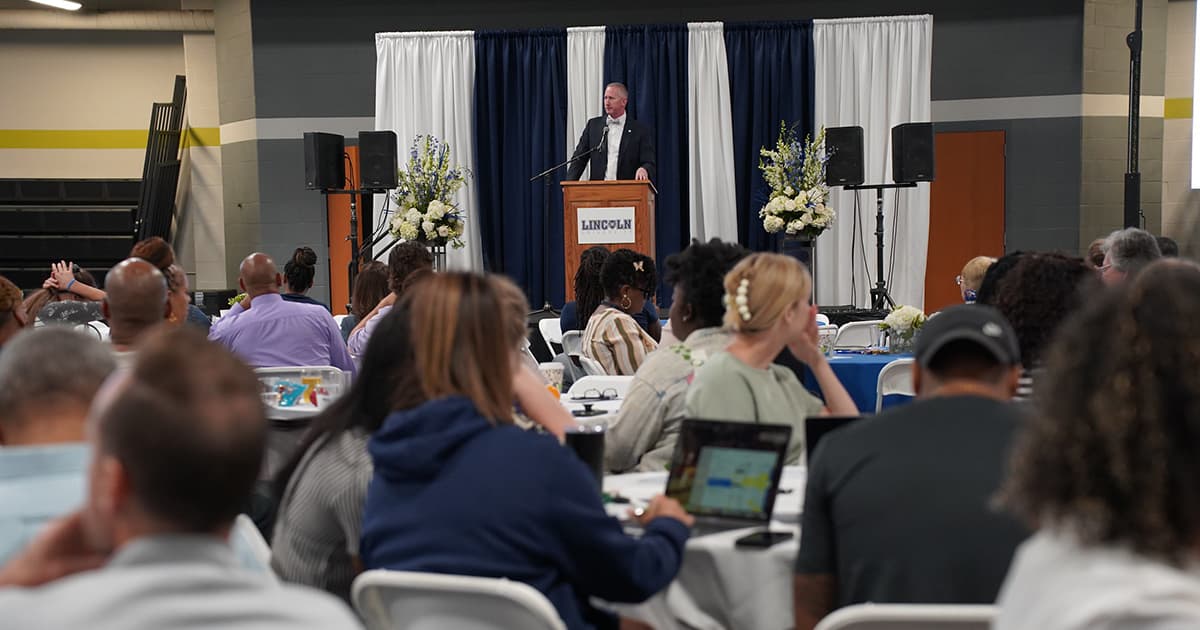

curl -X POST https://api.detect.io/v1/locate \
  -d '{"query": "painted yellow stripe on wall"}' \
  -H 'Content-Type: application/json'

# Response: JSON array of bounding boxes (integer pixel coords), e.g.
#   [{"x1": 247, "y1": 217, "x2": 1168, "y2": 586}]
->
[
  {"x1": 0, "y1": 128, "x2": 220, "y2": 149},
  {"x1": 1165, "y1": 97, "x2": 1193, "y2": 120}
]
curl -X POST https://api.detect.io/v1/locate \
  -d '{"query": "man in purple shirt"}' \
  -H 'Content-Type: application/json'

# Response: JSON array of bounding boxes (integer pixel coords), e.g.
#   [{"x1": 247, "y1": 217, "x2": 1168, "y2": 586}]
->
[{"x1": 209, "y1": 253, "x2": 355, "y2": 373}]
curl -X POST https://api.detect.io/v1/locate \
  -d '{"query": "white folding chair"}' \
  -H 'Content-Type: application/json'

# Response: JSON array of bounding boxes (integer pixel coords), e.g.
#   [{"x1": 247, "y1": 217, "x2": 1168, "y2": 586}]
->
[
  {"x1": 875, "y1": 358, "x2": 916, "y2": 413},
  {"x1": 815, "y1": 604, "x2": 995, "y2": 630},
  {"x1": 228, "y1": 514, "x2": 276, "y2": 579},
  {"x1": 567, "y1": 375, "x2": 634, "y2": 399},
  {"x1": 816, "y1": 313, "x2": 831, "y2": 326},
  {"x1": 352, "y1": 570, "x2": 566, "y2": 630},
  {"x1": 573, "y1": 354, "x2": 607, "y2": 376},
  {"x1": 538, "y1": 318, "x2": 564, "y2": 357},
  {"x1": 834, "y1": 320, "x2": 884, "y2": 350},
  {"x1": 561, "y1": 330, "x2": 583, "y2": 356}
]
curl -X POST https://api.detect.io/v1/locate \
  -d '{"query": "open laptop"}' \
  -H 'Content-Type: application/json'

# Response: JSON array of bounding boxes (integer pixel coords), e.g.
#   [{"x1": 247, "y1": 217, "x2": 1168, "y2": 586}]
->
[
  {"x1": 663, "y1": 419, "x2": 791, "y2": 536},
  {"x1": 805, "y1": 415, "x2": 862, "y2": 462}
]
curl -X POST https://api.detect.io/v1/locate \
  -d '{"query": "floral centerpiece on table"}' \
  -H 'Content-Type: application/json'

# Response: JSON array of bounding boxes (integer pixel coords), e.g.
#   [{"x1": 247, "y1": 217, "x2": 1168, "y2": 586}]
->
[
  {"x1": 758, "y1": 121, "x2": 835, "y2": 239},
  {"x1": 388, "y1": 134, "x2": 469, "y2": 249},
  {"x1": 880, "y1": 305, "x2": 927, "y2": 353}
]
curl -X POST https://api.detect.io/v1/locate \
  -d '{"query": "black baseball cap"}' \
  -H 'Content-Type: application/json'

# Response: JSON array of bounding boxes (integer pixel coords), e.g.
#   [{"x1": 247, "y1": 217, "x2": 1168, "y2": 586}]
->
[{"x1": 915, "y1": 305, "x2": 1021, "y2": 367}]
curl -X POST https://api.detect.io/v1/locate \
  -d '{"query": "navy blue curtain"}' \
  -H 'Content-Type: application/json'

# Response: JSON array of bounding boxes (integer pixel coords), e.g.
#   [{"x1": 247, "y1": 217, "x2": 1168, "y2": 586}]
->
[
  {"x1": 474, "y1": 29, "x2": 568, "y2": 307},
  {"x1": 724, "y1": 21, "x2": 815, "y2": 252},
  {"x1": 604, "y1": 24, "x2": 688, "y2": 306}
]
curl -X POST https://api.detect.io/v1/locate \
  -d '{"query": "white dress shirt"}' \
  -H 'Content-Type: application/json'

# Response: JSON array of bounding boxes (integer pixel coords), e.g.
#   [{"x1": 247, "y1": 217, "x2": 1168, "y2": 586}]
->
[{"x1": 604, "y1": 113, "x2": 626, "y2": 180}]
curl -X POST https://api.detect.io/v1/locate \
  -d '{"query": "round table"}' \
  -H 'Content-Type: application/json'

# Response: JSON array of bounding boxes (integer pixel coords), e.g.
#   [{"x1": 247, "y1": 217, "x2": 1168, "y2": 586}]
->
[
  {"x1": 603, "y1": 468, "x2": 806, "y2": 630},
  {"x1": 803, "y1": 352, "x2": 914, "y2": 413}
]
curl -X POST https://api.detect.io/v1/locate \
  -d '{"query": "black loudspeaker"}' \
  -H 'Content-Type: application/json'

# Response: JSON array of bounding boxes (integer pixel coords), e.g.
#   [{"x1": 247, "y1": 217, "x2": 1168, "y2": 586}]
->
[
  {"x1": 358, "y1": 130, "x2": 399, "y2": 190},
  {"x1": 825, "y1": 126, "x2": 864, "y2": 186},
  {"x1": 891, "y1": 122, "x2": 935, "y2": 183},
  {"x1": 304, "y1": 132, "x2": 345, "y2": 190}
]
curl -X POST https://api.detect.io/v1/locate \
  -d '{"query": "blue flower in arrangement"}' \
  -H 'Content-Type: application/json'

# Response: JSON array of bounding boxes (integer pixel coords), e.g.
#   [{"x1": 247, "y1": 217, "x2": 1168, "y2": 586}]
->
[
  {"x1": 389, "y1": 134, "x2": 470, "y2": 249},
  {"x1": 757, "y1": 121, "x2": 835, "y2": 240}
]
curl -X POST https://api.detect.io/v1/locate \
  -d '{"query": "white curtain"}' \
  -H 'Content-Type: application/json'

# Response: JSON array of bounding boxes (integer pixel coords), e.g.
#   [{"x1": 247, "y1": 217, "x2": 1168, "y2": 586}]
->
[
  {"x1": 686, "y1": 22, "x2": 740, "y2": 243},
  {"x1": 374, "y1": 31, "x2": 481, "y2": 270},
  {"x1": 813, "y1": 16, "x2": 933, "y2": 310},
  {"x1": 566, "y1": 27, "x2": 606, "y2": 181}
]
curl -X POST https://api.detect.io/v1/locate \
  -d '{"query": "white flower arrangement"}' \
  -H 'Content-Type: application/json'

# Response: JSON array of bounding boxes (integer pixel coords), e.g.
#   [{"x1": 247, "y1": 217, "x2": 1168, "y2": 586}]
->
[
  {"x1": 387, "y1": 135, "x2": 469, "y2": 249},
  {"x1": 880, "y1": 305, "x2": 927, "y2": 347},
  {"x1": 758, "y1": 121, "x2": 835, "y2": 239}
]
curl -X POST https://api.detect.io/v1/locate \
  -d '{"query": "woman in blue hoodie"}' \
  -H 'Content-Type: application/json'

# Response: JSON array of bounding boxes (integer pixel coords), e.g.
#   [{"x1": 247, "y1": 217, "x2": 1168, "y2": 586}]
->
[{"x1": 361, "y1": 272, "x2": 693, "y2": 630}]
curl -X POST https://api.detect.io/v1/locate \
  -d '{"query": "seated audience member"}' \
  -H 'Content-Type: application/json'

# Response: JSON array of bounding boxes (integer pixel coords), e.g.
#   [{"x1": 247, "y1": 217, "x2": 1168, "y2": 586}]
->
[
  {"x1": 957, "y1": 256, "x2": 995, "y2": 304},
  {"x1": 685, "y1": 253, "x2": 856, "y2": 464},
  {"x1": 49, "y1": 238, "x2": 210, "y2": 331},
  {"x1": 605, "y1": 239, "x2": 749, "y2": 473},
  {"x1": 561, "y1": 246, "x2": 660, "y2": 338},
  {"x1": 101, "y1": 258, "x2": 170, "y2": 359},
  {"x1": 1086, "y1": 237, "x2": 1107, "y2": 269},
  {"x1": 0, "y1": 276, "x2": 25, "y2": 350},
  {"x1": 272, "y1": 303, "x2": 422, "y2": 603},
  {"x1": 361, "y1": 272, "x2": 691, "y2": 630},
  {"x1": 975, "y1": 252, "x2": 1025, "y2": 306},
  {"x1": 281, "y1": 246, "x2": 330, "y2": 312},
  {"x1": 1100, "y1": 227, "x2": 1161, "y2": 285},
  {"x1": 1156, "y1": 235, "x2": 1179, "y2": 257},
  {"x1": 793, "y1": 305, "x2": 1029, "y2": 629},
  {"x1": 339, "y1": 261, "x2": 388, "y2": 341},
  {"x1": 0, "y1": 328, "x2": 115, "y2": 563},
  {"x1": 209, "y1": 253, "x2": 354, "y2": 373},
  {"x1": 347, "y1": 241, "x2": 433, "y2": 357},
  {"x1": 581, "y1": 249, "x2": 660, "y2": 375},
  {"x1": 23, "y1": 265, "x2": 101, "y2": 327},
  {"x1": 991, "y1": 253, "x2": 1094, "y2": 400},
  {"x1": 273, "y1": 275, "x2": 574, "y2": 603},
  {"x1": 994, "y1": 259, "x2": 1200, "y2": 630},
  {"x1": 0, "y1": 327, "x2": 362, "y2": 628}
]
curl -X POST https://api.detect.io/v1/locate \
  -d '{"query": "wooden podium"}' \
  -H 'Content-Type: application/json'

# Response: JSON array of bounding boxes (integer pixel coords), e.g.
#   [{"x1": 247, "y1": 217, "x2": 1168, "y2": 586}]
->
[{"x1": 561, "y1": 180, "x2": 656, "y2": 298}]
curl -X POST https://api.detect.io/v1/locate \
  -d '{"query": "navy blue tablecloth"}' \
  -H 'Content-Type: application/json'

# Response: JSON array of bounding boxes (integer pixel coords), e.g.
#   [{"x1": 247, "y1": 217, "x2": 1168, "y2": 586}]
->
[{"x1": 803, "y1": 352, "x2": 914, "y2": 414}]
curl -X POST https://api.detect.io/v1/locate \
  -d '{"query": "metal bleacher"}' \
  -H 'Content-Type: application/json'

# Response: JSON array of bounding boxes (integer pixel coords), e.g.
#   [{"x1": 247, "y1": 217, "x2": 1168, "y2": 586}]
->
[{"x1": 0, "y1": 179, "x2": 140, "y2": 290}]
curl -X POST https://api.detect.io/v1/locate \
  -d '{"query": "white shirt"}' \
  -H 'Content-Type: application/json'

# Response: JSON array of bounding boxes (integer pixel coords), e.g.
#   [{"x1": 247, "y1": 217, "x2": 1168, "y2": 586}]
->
[
  {"x1": 995, "y1": 529, "x2": 1200, "y2": 630},
  {"x1": 604, "y1": 113, "x2": 626, "y2": 181}
]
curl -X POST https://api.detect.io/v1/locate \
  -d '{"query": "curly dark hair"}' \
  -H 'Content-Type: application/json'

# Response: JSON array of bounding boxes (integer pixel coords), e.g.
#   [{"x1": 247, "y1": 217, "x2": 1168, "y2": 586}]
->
[
  {"x1": 991, "y1": 253, "x2": 1095, "y2": 368},
  {"x1": 283, "y1": 246, "x2": 318, "y2": 293},
  {"x1": 130, "y1": 237, "x2": 178, "y2": 293},
  {"x1": 387, "y1": 241, "x2": 434, "y2": 294},
  {"x1": 975, "y1": 251, "x2": 1025, "y2": 306},
  {"x1": 574, "y1": 246, "x2": 610, "y2": 322},
  {"x1": 664, "y1": 239, "x2": 750, "y2": 329},
  {"x1": 999, "y1": 259, "x2": 1200, "y2": 565},
  {"x1": 601, "y1": 248, "x2": 657, "y2": 301}
]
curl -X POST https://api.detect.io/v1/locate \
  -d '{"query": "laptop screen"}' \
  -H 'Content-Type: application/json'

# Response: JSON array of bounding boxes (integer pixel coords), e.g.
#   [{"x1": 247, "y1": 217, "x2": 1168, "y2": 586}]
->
[
  {"x1": 805, "y1": 415, "x2": 862, "y2": 461},
  {"x1": 665, "y1": 419, "x2": 791, "y2": 522}
]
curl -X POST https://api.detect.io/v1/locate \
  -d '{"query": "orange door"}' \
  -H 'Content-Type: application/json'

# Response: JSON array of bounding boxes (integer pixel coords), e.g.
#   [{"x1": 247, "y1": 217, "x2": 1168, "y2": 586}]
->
[
  {"x1": 326, "y1": 146, "x2": 366, "y2": 315},
  {"x1": 925, "y1": 131, "x2": 1006, "y2": 313}
]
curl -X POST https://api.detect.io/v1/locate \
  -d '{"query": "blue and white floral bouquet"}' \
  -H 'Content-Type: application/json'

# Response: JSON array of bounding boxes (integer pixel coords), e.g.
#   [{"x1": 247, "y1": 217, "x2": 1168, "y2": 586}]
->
[
  {"x1": 389, "y1": 134, "x2": 469, "y2": 249},
  {"x1": 758, "y1": 121, "x2": 835, "y2": 239}
]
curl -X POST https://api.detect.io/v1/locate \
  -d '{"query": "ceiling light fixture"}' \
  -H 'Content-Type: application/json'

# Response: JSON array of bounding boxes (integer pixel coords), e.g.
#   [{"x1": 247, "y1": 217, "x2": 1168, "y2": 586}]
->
[{"x1": 28, "y1": 0, "x2": 83, "y2": 10}]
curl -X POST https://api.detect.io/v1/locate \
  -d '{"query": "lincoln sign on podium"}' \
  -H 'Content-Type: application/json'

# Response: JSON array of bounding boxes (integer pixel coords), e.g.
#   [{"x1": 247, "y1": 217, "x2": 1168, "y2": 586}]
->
[{"x1": 577, "y1": 206, "x2": 637, "y2": 245}]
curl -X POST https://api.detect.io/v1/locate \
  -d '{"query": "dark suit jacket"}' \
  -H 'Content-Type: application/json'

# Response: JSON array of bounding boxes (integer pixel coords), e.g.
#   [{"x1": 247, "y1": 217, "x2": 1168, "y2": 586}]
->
[{"x1": 566, "y1": 115, "x2": 656, "y2": 182}]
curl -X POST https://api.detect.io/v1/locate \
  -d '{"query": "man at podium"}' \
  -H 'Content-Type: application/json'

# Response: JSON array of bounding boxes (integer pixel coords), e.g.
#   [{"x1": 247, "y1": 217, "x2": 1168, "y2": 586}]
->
[{"x1": 566, "y1": 82, "x2": 656, "y2": 183}]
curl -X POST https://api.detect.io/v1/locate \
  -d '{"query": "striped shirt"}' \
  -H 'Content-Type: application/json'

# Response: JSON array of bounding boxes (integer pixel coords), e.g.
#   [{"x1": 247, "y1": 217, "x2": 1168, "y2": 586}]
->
[
  {"x1": 581, "y1": 305, "x2": 658, "y2": 375},
  {"x1": 270, "y1": 429, "x2": 371, "y2": 603}
]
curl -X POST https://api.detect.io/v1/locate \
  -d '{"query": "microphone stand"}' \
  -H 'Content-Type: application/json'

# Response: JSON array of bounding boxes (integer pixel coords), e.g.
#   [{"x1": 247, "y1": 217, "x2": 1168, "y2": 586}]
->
[{"x1": 529, "y1": 135, "x2": 605, "y2": 308}]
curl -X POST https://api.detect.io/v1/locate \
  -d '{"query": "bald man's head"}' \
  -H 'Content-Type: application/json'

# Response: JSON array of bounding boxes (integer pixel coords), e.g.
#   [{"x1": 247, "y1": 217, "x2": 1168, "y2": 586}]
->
[
  {"x1": 239, "y1": 253, "x2": 282, "y2": 296},
  {"x1": 102, "y1": 259, "x2": 169, "y2": 348}
]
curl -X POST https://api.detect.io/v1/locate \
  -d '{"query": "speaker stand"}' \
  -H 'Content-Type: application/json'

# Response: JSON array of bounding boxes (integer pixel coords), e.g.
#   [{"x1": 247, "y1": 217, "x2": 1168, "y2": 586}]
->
[
  {"x1": 844, "y1": 182, "x2": 917, "y2": 311},
  {"x1": 321, "y1": 188, "x2": 379, "y2": 310}
]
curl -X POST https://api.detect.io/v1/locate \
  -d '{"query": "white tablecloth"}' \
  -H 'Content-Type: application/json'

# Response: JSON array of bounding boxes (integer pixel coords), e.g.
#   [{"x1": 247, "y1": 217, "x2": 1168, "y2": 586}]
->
[{"x1": 603, "y1": 467, "x2": 806, "y2": 630}]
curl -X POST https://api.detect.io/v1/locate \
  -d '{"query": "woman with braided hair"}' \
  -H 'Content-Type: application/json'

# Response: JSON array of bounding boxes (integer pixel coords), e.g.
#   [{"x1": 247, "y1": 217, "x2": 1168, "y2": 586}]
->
[
  {"x1": 685, "y1": 253, "x2": 855, "y2": 465},
  {"x1": 281, "y1": 246, "x2": 330, "y2": 312},
  {"x1": 995, "y1": 258, "x2": 1200, "y2": 630}
]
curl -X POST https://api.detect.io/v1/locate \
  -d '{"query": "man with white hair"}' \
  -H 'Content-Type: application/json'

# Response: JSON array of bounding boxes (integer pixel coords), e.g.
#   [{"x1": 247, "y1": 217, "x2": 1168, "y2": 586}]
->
[
  {"x1": 0, "y1": 328, "x2": 116, "y2": 563},
  {"x1": 1100, "y1": 227, "x2": 1161, "y2": 285}
]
